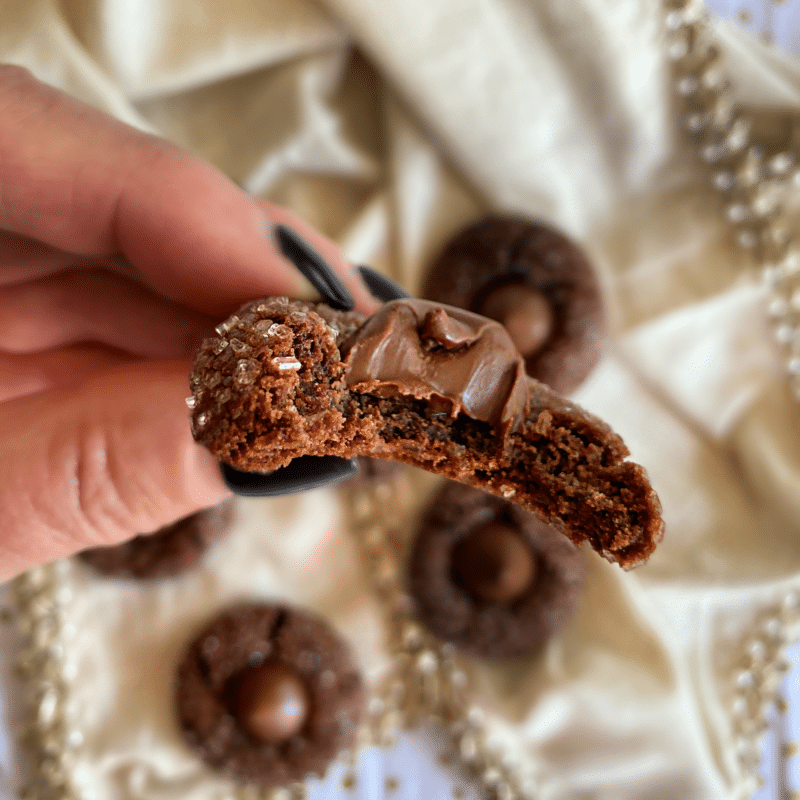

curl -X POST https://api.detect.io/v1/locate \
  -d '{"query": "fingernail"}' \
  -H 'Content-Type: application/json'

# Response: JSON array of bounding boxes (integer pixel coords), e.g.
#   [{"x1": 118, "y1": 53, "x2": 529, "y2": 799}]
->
[
  {"x1": 220, "y1": 457, "x2": 359, "y2": 497},
  {"x1": 274, "y1": 225, "x2": 355, "y2": 312},
  {"x1": 357, "y1": 265, "x2": 410, "y2": 303}
]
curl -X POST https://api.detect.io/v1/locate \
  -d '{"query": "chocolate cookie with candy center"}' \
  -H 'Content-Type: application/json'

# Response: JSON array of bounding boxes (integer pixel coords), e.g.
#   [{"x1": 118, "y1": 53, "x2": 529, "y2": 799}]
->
[
  {"x1": 410, "y1": 482, "x2": 586, "y2": 659},
  {"x1": 175, "y1": 603, "x2": 364, "y2": 787},
  {"x1": 423, "y1": 216, "x2": 604, "y2": 394},
  {"x1": 78, "y1": 500, "x2": 234, "y2": 579},
  {"x1": 189, "y1": 297, "x2": 663, "y2": 569}
]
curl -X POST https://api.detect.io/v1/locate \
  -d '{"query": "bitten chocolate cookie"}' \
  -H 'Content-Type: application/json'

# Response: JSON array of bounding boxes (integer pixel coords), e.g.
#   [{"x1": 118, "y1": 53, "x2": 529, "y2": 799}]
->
[
  {"x1": 175, "y1": 602, "x2": 364, "y2": 787},
  {"x1": 189, "y1": 297, "x2": 663, "y2": 569},
  {"x1": 409, "y1": 482, "x2": 585, "y2": 659},
  {"x1": 77, "y1": 501, "x2": 234, "y2": 579},
  {"x1": 423, "y1": 216, "x2": 604, "y2": 394}
]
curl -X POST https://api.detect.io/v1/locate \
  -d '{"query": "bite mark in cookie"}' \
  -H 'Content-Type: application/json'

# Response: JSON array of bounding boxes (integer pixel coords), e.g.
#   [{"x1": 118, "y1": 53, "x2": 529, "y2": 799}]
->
[{"x1": 189, "y1": 298, "x2": 663, "y2": 569}]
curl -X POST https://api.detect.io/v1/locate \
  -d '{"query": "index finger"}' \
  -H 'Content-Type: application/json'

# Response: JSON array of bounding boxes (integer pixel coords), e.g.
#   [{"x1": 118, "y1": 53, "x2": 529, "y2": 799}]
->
[{"x1": 0, "y1": 66, "x2": 376, "y2": 315}]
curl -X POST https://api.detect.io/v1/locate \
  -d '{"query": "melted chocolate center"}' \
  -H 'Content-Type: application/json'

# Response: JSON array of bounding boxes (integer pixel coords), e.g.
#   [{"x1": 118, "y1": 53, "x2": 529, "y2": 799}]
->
[{"x1": 343, "y1": 298, "x2": 528, "y2": 433}]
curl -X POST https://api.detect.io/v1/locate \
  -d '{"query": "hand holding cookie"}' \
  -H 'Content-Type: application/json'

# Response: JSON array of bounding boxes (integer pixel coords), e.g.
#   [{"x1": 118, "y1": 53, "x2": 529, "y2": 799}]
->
[{"x1": 0, "y1": 65, "x2": 374, "y2": 581}]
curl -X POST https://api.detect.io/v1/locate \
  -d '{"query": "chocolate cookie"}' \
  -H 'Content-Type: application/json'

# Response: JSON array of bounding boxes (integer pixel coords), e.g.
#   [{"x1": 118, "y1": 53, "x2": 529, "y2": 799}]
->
[
  {"x1": 422, "y1": 216, "x2": 604, "y2": 394},
  {"x1": 409, "y1": 482, "x2": 585, "y2": 659},
  {"x1": 175, "y1": 602, "x2": 364, "y2": 787},
  {"x1": 189, "y1": 297, "x2": 663, "y2": 569},
  {"x1": 77, "y1": 501, "x2": 234, "y2": 579}
]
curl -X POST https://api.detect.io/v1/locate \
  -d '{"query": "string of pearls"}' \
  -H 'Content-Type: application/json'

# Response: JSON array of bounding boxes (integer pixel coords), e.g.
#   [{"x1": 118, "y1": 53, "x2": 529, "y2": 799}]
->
[
  {"x1": 346, "y1": 475, "x2": 535, "y2": 800},
  {"x1": 664, "y1": 2, "x2": 800, "y2": 796},
  {"x1": 11, "y1": 562, "x2": 84, "y2": 800},
  {"x1": 664, "y1": 0, "x2": 800, "y2": 401},
  {"x1": 728, "y1": 593, "x2": 800, "y2": 798}
]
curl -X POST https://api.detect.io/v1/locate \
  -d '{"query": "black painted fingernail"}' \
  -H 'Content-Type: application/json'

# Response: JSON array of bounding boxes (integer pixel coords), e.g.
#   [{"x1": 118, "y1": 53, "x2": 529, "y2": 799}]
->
[
  {"x1": 275, "y1": 225, "x2": 355, "y2": 312},
  {"x1": 221, "y1": 456, "x2": 359, "y2": 497},
  {"x1": 357, "y1": 265, "x2": 410, "y2": 302}
]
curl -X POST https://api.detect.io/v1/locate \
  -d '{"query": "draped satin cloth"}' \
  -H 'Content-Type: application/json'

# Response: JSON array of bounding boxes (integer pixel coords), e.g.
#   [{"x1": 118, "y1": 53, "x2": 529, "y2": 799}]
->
[{"x1": 1, "y1": 1, "x2": 800, "y2": 798}]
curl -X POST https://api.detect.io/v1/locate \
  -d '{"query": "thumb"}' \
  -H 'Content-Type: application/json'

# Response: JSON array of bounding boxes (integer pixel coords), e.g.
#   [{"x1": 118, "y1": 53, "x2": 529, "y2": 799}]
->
[{"x1": 0, "y1": 361, "x2": 227, "y2": 581}]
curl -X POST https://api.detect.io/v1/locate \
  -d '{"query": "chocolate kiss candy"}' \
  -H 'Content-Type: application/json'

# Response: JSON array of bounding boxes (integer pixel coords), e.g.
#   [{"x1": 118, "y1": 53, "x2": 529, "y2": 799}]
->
[
  {"x1": 452, "y1": 520, "x2": 537, "y2": 603},
  {"x1": 232, "y1": 663, "x2": 311, "y2": 743},
  {"x1": 479, "y1": 283, "x2": 553, "y2": 358}
]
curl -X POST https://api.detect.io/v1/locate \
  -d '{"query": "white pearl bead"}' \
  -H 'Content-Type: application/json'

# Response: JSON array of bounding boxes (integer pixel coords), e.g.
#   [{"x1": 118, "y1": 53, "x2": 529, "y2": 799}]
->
[
  {"x1": 732, "y1": 696, "x2": 749, "y2": 717},
  {"x1": 736, "y1": 670, "x2": 755, "y2": 690},
  {"x1": 748, "y1": 641, "x2": 767, "y2": 662},
  {"x1": 783, "y1": 591, "x2": 800, "y2": 611},
  {"x1": 726, "y1": 203, "x2": 750, "y2": 223},
  {"x1": 737, "y1": 230, "x2": 758, "y2": 249},
  {"x1": 775, "y1": 325, "x2": 795, "y2": 345},
  {"x1": 769, "y1": 153, "x2": 794, "y2": 175}
]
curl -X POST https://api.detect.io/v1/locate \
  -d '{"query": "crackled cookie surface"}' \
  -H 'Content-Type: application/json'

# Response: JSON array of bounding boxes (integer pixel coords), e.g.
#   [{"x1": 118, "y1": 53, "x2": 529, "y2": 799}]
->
[
  {"x1": 189, "y1": 297, "x2": 663, "y2": 568},
  {"x1": 78, "y1": 500, "x2": 234, "y2": 579},
  {"x1": 175, "y1": 602, "x2": 364, "y2": 786},
  {"x1": 409, "y1": 482, "x2": 586, "y2": 658}
]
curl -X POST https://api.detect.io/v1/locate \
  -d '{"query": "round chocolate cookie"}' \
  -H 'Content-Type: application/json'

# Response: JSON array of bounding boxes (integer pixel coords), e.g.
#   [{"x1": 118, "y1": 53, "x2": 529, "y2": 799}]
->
[
  {"x1": 78, "y1": 500, "x2": 234, "y2": 580},
  {"x1": 422, "y1": 215, "x2": 604, "y2": 394},
  {"x1": 409, "y1": 482, "x2": 586, "y2": 659},
  {"x1": 175, "y1": 602, "x2": 364, "y2": 787}
]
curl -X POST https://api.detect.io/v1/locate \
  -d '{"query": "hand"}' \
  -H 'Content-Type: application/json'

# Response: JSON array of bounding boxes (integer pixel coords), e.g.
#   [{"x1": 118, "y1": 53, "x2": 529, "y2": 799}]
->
[{"x1": 0, "y1": 65, "x2": 376, "y2": 582}]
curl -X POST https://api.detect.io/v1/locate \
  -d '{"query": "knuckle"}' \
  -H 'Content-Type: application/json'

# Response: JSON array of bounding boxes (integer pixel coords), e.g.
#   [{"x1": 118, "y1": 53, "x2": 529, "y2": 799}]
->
[{"x1": 71, "y1": 417, "x2": 137, "y2": 547}]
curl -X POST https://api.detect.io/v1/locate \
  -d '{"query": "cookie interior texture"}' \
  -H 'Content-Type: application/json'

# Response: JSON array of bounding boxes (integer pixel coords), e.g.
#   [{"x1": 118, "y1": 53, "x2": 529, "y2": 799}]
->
[
  {"x1": 189, "y1": 298, "x2": 663, "y2": 569},
  {"x1": 175, "y1": 603, "x2": 364, "y2": 786}
]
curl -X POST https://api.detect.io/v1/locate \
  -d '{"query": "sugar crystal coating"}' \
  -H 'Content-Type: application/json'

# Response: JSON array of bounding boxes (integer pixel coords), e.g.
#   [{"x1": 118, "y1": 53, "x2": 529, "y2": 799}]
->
[{"x1": 189, "y1": 298, "x2": 663, "y2": 569}]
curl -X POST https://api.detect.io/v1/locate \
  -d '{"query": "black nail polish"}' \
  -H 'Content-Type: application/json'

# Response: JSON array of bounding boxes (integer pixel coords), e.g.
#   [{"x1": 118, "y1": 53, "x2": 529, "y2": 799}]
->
[
  {"x1": 357, "y1": 265, "x2": 410, "y2": 303},
  {"x1": 275, "y1": 225, "x2": 355, "y2": 312},
  {"x1": 221, "y1": 457, "x2": 359, "y2": 497}
]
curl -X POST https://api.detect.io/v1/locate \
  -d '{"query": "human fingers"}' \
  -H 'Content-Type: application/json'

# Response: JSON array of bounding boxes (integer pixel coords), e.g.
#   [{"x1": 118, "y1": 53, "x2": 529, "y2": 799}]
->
[
  {"x1": 0, "y1": 268, "x2": 216, "y2": 357},
  {"x1": 0, "y1": 360, "x2": 227, "y2": 580},
  {"x1": 0, "y1": 343, "x2": 137, "y2": 402},
  {"x1": 0, "y1": 66, "x2": 374, "y2": 316},
  {"x1": 0, "y1": 230, "x2": 138, "y2": 287}
]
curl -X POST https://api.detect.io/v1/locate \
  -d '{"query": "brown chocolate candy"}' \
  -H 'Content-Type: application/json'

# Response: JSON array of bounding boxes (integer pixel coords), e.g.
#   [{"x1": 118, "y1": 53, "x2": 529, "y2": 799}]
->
[
  {"x1": 478, "y1": 283, "x2": 553, "y2": 358},
  {"x1": 409, "y1": 482, "x2": 586, "y2": 659},
  {"x1": 231, "y1": 663, "x2": 310, "y2": 744},
  {"x1": 452, "y1": 520, "x2": 537, "y2": 603},
  {"x1": 176, "y1": 603, "x2": 364, "y2": 787},
  {"x1": 422, "y1": 215, "x2": 604, "y2": 394}
]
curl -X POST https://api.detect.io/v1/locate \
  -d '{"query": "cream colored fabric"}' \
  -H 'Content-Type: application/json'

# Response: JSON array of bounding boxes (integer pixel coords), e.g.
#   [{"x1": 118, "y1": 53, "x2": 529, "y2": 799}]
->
[{"x1": 2, "y1": 0, "x2": 800, "y2": 798}]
